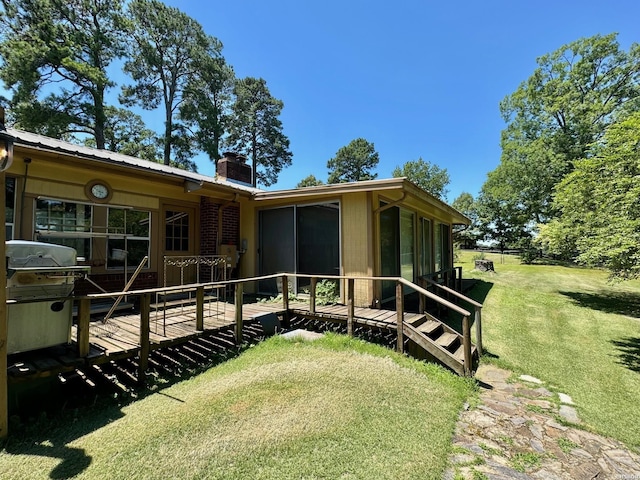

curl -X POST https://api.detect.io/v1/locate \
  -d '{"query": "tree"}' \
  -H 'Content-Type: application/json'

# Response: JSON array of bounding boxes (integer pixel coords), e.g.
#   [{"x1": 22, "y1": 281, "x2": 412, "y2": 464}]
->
[
  {"x1": 83, "y1": 106, "x2": 160, "y2": 161},
  {"x1": 452, "y1": 192, "x2": 481, "y2": 249},
  {"x1": 225, "y1": 77, "x2": 292, "y2": 187},
  {"x1": 179, "y1": 41, "x2": 235, "y2": 166},
  {"x1": 492, "y1": 33, "x2": 640, "y2": 228},
  {"x1": 327, "y1": 138, "x2": 378, "y2": 184},
  {"x1": 121, "y1": 0, "x2": 214, "y2": 166},
  {"x1": 476, "y1": 174, "x2": 530, "y2": 254},
  {"x1": 297, "y1": 174, "x2": 324, "y2": 188},
  {"x1": 0, "y1": 0, "x2": 127, "y2": 147},
  {"x1": 392, "y1": 158, "x2": 449, "y2": 200},
  {"x1": 551, "y1": 111, "x2": 640, "y2": 279}
]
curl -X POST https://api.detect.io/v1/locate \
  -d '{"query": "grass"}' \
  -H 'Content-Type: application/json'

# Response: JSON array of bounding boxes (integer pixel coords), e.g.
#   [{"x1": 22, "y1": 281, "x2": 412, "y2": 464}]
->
[
  {"x1": 0, "y1": 334, "x2": 475, "y2": 480},
  {"x1": 458, "y1": 250, "x2": 640, "y2": 450}
]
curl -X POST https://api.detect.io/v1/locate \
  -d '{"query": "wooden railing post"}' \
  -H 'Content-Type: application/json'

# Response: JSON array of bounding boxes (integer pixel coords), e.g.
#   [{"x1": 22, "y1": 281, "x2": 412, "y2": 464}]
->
[
  {"x1": 281, "y1": 275, "x2": 289, "y2": 311},
  {"x1": 462, "y1": 314, "x2": 472, "y2": 376},
  {"x1": 474, "y1": 306, "x2": 483, "y2": 355},
  {"x1": 196, "y1": 286, "x2": 204, "y2": 331},
  {"x1": 396, "y1": 281, "x2": 404, "y2": 353},
  {"x1": 309, "y1": 277, "x2": 317, "y2": 314},
  {"x1": 418, "y1": 277, "x2": 426, "y2": 313},
  {"x1": 235, "y1": 282, "x2": 243, "y2": 344},
  {"x1": 77, "y1": 298, "x2": 91, "y2": 358},
  {"x1": 347, "y1": 278, "x2": 354, "y2": 336},
  {"x1": 138, "y1": 293, "x2": 150, "y2": 383}
]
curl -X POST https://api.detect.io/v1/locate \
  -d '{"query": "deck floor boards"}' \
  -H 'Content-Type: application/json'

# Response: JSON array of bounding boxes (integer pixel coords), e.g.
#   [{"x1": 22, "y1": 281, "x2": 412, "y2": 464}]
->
[{"x1": 9, "y1": 300, "x2": 422, "y2": 381}]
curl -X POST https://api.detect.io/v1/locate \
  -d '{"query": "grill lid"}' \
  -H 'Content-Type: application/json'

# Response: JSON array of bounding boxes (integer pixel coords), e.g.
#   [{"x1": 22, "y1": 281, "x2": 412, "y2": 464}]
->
[{"x1": 6, "y1": 240, "x2": 78, "y2": 268}]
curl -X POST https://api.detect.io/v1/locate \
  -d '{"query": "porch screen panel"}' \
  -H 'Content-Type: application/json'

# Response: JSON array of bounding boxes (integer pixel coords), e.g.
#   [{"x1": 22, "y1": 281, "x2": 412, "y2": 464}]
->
[
  {"x1": 441, "y1": 224, "x2": 451, "y2": 270},
  {"x1": 259, "y1": 207, "x2": 295, "y2": 294},
  {"x1": 296, "y1": 204, "x2": 339, "y2": 291},
  {"x1": 379, "y1": 205, "x2": 399, "y2": 301},
  {"x1": 399, "y1": 209, "x2": 414, "y2": 283},
  {"x1": 420, "y1": 218, "x2": 432, "y2": 276},
  {"x1": 434, "y1": 223, "x2": 442, "y2": 272}
]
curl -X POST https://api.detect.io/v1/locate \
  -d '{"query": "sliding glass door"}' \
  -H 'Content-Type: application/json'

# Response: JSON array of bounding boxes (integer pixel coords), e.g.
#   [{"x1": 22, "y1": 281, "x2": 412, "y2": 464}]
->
[{"x1": 259, "y1": 203, "x2": 340, "y2": 295}]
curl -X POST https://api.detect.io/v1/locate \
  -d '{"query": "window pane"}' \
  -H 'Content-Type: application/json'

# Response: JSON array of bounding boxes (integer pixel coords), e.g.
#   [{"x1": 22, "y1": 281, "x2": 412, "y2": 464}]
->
[
  {"x1": 296, "y1": 204, "x2": 339, "y2": 291},
  {"x1": 421, "y1": 218, "x2": 432, "y2": 275},
  {"x1": 36, "y1": 199, "x2": 91, "y2": 232},
  {"x1": 107, "y1": 208, "x2": 151, "y2": 269},
  {"x1": 108, "y1": 239, "x2": 149, "y2": 269},
  {"x1": 259, "y1": 207, "x2": 295, "y2": 294},
  {"x1": 380, "y1": 205, "x2": 399, "y2": 300},
  {"x1": 400, "y1": 209, "x2": 414, "y2": 282},
  {"x1": 165, "y1": 210, "x2": 189, "y2": 252}
]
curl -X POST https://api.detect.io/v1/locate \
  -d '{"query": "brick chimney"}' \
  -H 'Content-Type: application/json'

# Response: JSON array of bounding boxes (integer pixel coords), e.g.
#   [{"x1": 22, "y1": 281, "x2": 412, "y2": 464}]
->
[{"x1": 217, "y1": 152, "x2": 252, "y2": 186}]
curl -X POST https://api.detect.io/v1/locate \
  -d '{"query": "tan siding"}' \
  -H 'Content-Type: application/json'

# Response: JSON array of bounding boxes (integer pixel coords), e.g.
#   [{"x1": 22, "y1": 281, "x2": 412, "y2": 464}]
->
[{"x1": 342, "y1": 192, "x2": 373, "y2": 306}]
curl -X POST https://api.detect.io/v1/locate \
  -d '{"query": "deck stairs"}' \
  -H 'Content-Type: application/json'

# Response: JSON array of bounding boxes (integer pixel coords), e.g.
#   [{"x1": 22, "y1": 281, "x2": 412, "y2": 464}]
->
[{"x1": 403, "y1": 311, "x2": 479, "y2": 376}]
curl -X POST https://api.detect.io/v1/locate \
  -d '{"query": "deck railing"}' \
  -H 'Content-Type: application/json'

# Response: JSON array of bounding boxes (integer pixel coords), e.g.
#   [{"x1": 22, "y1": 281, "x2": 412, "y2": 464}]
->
[{"x1": 73, "y1": 271, "x2": 481, "y2": 377}]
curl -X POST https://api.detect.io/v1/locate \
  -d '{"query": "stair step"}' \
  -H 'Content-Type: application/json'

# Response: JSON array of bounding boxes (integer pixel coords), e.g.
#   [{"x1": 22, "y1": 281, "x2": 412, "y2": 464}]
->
[
  {"x1": 417, "y1": 320, "x2": 442, "y2": 336},
  {"x1": 436, "y1": 332, "x2": 459, "y2": 350},
  {"x1": 453, "y1": 344, "x2": 477, "y2": 362}
]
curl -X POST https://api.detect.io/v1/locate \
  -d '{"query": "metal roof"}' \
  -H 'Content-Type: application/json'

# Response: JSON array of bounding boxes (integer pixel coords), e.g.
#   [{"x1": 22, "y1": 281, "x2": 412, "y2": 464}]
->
[{"x1": 8, "y1": 128, "x2": 262, "y2": 195}]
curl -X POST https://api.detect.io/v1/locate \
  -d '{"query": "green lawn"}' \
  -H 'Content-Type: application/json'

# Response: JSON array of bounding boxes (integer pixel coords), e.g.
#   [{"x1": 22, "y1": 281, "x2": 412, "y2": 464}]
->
[
  {"x1": 0, "y1": 335, "x2": 474, "y2": 480},
  {"x1": 459, "y1": 250, "x2": 640, "y2": 450}
]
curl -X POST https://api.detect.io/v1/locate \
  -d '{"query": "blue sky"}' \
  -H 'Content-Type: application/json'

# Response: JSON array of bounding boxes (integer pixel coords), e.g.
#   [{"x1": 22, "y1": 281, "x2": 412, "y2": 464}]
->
[
  {"x1": 8, "y1": 1, "x2": 640, "y2": 202},
  {"x1": 160, "y1": 0, "x2": 638, "y2": 201}
]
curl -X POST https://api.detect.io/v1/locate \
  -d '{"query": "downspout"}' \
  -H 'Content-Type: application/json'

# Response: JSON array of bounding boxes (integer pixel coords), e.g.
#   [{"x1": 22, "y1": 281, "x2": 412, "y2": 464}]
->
[
  {"x1": 372, "y1": 192, "x2": 407, "y2": 214},
  {"x1": 19, "y1": 158, "x2": 31, "y2": 239}
]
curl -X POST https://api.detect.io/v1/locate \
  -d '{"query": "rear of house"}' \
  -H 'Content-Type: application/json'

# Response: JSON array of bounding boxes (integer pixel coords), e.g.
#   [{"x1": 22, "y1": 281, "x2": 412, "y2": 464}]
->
[{"x1": 5, "y1": 128, "x2": 468, "y2": 307}]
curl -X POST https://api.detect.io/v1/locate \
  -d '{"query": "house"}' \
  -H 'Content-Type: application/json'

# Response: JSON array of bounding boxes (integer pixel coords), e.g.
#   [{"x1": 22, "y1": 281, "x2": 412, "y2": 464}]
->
[{"x1": 4, "y1": 127, "x2": 469, "y2": 306}]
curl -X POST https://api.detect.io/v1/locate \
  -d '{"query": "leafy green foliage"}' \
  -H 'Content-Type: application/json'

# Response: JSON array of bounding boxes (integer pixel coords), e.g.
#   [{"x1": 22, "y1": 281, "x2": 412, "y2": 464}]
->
[
  {"x1": 121, "y1": 0, "x2": 214, "y2": 167},
  {"x1": 552, "y1": 112, "x2": 640, "y2": 279},
  {"x1": 179, "y1": 46, "x2": 235, "y2": 165},
  {"x1": 392, "y1": 158, "x2": 450, "y2": 199},
  {"x1": 482, "y1": 33, "x2": 640, "y2": 241},
  {"x1": 313, "y1": 279, "x2": 340, "y2": 305},
  {"x1": 296, "y1": 174, "x2": 324, "y2": 188},
  {"x1": 476, "y1": 174, "x2": 530, "y2": 253},
  {"x1": 225, "y1": 77, "x2": 292, "y2": 187},
  {"x1": 83, "y1": 106, "x2": 160, "y2": 161},
  {"x1": 452, "y1": 192, "x2": 482, "y2": 248},
  {"x1": 0, "y1": 0, "x2": 128, "y2": 147},
  {"x1": 327, "y1": 138, "x2": 379, "y2": 183}
]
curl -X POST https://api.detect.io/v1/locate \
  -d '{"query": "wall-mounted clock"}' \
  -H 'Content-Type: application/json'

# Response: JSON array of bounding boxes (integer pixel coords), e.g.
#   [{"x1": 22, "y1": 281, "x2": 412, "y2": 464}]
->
[{"x1": 85, "y1": 179, "x2": 113, "y2": 203}]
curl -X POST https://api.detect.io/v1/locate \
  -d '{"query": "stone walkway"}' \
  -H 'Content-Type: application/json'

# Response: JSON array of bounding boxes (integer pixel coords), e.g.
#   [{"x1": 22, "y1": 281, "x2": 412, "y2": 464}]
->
[{"x1": 446, "y1": 365, "x2": 640, "y2": 479}]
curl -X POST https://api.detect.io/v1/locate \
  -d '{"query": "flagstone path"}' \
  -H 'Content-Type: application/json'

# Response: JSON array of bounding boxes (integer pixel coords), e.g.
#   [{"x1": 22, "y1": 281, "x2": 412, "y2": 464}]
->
[{"x1": 445, "y1": 364, "x2": 640, "y2": 479}]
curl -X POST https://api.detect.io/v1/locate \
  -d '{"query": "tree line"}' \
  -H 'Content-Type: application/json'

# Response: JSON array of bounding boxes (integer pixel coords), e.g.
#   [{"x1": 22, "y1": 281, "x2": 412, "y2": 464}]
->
[
  {"x1": 458, "y1": 33, "x2": 640, "y2": 279},
  {"x1": 0, "y1": 0, "x2": 292, "y2": 187}
]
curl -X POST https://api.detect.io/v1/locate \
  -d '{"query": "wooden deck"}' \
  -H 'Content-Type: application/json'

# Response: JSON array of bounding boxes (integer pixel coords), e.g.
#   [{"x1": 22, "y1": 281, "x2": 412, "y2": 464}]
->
[{"x1": 6, "y1": 299, "x2": 422, "y2": 382}]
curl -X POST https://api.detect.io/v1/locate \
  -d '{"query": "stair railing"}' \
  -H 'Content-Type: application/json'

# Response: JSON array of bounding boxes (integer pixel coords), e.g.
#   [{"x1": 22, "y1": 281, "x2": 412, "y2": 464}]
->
[{"x1": 421, "y1": 276, "x2": 483, "y2": 355}]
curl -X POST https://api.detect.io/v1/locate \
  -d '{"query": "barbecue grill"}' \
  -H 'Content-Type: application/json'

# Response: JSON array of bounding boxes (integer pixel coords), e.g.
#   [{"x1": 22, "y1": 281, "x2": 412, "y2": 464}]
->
[{"x1": 6, "y1": 240, "x2": 90, "y2": 354}]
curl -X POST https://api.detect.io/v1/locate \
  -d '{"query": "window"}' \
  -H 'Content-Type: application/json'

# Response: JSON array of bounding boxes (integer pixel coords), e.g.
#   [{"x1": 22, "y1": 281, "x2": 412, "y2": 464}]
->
[
  {"x1": 35, "y1": 197, "x2": 151, "y2": 269},
  {"x1": 379, "y1": 205, "x2": 415, "y2": 300},
  {"x1": 420, "y1": 218, "x2": 432, "y2": 275},
  {"x1": 434, "y1": 223, "x2": 451, "y2": 272},
  {"x1": 107, "y1": 209, "x2": 151, "y2": 269},
  {"x1": 258, "y1": 203, "x2": 340, "y2": 295},
  {"x1": 165, "y1": 210, "x2": 189, "y2": 252},
  {"x1": 6, "y1": 176, "x2": 15, "y2": 240},
  {"x1": 35, "y1": 198, "x2": 92, "y2": 257}
]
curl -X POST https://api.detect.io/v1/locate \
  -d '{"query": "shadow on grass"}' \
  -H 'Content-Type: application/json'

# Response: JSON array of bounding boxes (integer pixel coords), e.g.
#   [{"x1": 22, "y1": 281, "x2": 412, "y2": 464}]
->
[
  {"x1": 2, "y1": 403, "x2": 124, "y2": 479},
  {"x1": 2, "y1": 330, "x2": 255, "y2": 479},
  {"x1": 446, "y1": 280, "x2": 494, "y2": 334},
  {"x1": 559, "y1": 291, "x2": 640, "y2": 318},
  {"x1": 611, "y1": 337, "x2": 640, "y2": 373}
]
